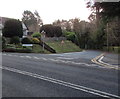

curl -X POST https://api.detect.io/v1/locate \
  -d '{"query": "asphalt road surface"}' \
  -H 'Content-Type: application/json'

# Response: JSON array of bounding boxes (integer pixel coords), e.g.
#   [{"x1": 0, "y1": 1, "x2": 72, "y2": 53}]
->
[{"x1": 1, "y1": 50, "x2": 119, "y2": 98}]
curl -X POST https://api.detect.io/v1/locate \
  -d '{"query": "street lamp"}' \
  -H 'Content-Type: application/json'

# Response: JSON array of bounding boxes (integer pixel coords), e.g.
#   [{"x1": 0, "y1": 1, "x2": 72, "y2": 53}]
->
[
  {"x1": 107, "y1": 23, "x2": 109, "y2": 51},
  {"x1": 41, "y1": 30, "x2": 46, "y2": 52}
]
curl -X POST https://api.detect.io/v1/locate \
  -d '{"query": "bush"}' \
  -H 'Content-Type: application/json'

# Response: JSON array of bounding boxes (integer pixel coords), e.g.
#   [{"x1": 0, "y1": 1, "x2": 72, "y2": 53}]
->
[
  {"x1": 40, "y1": 25, "x2": 62, "y2": 37},
  {"x1": 31, "y1": 32, "x2": 41, "y2": 38},
  {"x1": 16, "y1": 47, "x2": 32, "y2": 53},
  {"x1": 2, "y1": 19, "x2": 23, "y2": 38},
  {"x1": 2, "y1": 37, "x2": 6, "y2": 49},
  {"x1": 63, "y1": 31, "x2": 76, "y2": 43},
  {"x1": 21, "y1": 37, "x2": 32, "y2": 44},
  {"x1": 2, "y1": 48, "x2": 16, "y2": 52},
  {"x1": 10, "y1": 36, "x2": 20, "y2": 44},
  {"x1": 32, "y1": 38, "x2": 40, "y2": 44},
  {"x1": 103, "y1": 46, "x2": 120, "y2": 53}
]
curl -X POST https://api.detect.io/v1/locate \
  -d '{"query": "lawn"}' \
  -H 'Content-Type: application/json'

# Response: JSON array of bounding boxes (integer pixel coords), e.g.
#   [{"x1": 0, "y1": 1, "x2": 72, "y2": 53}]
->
[
  {"x1": 3, "y1": 44, "x2": 50, "y2": 54},
  {"x1": 46, "y1": 40, "x2": 82, "y2": 53},
  {"x1": 32, "y1": 44, "x2": 50, "y2": 53}
]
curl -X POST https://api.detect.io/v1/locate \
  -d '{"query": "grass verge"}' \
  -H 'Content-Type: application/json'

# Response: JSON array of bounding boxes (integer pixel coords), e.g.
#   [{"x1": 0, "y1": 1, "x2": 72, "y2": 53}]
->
[{"x1": 46, "y1": 40, "x2": 82, "y2": 53}]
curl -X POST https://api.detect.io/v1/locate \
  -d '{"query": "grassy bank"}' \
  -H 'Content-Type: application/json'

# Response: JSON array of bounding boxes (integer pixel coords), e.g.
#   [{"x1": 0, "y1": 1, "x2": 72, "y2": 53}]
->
[
  {"x1": 2, "y1": 44, "x2": 50, "y2": 54},
  {"x1": 46, "y1": 40, "x2": 82, "y2": 53},
  {"x1": 103, "y1": 46, "x2": 120, "y2": 54}
]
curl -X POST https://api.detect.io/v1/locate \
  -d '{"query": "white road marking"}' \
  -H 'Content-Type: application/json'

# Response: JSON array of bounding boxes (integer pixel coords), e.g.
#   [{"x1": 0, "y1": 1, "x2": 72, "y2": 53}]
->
[
  {"x1": 1, "y1": 66, "x2": 119, "y2": 99},
  {"x1": 8, "y1": 54, "x2": 13, "y2": 56},
  {"x1": 33, "y1": 57, "x2": 40, "y2": 59},
  {"x1": 98, "y1": 56, "x2": 118, "y2": 69},
  {"x1": 41, "y1": 58, "x2": 47, "y2": 61},
  {"x1": 57, "y1": 57, "x2": 74, "y2": 60},
  {"x1": 92, "y1": 53, "x2": 119, "y2": 70},
  {"x1": 25, "y1": 56, "x2": 32, "y2": 58},
  {"x1": 3, "y1": 54, "x2": 108, "y2": 69},
  {"x1": 20, "y1": 56, "x2": 25, "y2": 58}
]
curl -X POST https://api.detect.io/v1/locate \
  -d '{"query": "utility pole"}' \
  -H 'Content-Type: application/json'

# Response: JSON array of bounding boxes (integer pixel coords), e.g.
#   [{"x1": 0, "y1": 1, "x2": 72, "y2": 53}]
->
[{"x1": 107, "y1": 23, "x2": 109, "y2": 51}]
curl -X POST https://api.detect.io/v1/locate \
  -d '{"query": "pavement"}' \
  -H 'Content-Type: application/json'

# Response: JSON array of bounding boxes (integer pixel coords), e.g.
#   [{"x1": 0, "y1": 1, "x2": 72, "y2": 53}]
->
[{"x1": 1, "y1": 50, "x2": 120, "y2": 98}]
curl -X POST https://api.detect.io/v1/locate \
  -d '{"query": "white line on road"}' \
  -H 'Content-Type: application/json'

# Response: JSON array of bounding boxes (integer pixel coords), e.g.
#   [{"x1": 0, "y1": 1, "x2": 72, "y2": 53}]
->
[
  {"x1": 0, "y1": 66, "x2": 119, "y2": 99},
  {"x1": 3, "y1": 53, "x2": 108, "y2": 69},
  {"x1": 98, "y1": 56, "x2": 118, "y2": 69},
  {"x1": 57, "y1": 57, "x2": 74, "y2": 60},
  {"x1": 25, "y1": 56, "x2": 32, "y2": 58},
  {"x1": 33, "y1": 57, "x2": 40, "y2": 59}
]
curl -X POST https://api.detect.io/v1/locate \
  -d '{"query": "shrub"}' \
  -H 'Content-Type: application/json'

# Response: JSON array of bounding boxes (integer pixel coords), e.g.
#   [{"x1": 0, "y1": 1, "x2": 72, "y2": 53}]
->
[
  {"x1": 10, "y1": 36, "x2": 20, "y2": 44},
  {"x1": 32, "y1": 38, "x2": 40, "y2": 44},
  {"x1": 2, "y1": 48, "x2": 16, "y2": 52},
  {"x1": 16, "y1": 47, "x2": 32, "y2": 53},
  {"x1": 21, "y1": 37, "x2": 32, "y2": 44},
  {"x1": 31, "y1": 32, "x2": 41, "y2": 38},
  {"x1": 40, "y1": 25, "x2": 62, "y2": 37},
  {"x1": 2, "y1": 19, "x2": 23, "y2": 38},
  {"x1": 2, "y1": 37, "x2": 6, "y2": 49},
  {"x1": 63, "y1": 31, "x2": 76, "y2": 43}
]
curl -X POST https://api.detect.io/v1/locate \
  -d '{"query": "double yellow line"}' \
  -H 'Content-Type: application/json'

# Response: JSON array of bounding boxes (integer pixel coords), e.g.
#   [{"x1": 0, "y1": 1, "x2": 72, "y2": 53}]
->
[{"x1": 91, "y1": 53, "x2": 119, "y2": 70}]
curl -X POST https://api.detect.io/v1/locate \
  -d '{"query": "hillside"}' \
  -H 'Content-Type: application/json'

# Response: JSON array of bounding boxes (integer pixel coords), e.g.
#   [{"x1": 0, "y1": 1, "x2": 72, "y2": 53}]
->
[{"x1": 46, "y1": 40, "x2": 82, "y2": 53}]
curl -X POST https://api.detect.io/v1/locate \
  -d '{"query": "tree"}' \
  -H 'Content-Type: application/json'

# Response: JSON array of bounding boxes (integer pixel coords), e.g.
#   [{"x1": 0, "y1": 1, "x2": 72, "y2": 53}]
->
[
  {"x1": 22, "y1": 10, "x2": 43, "y2": 32},
  {"x1": 86, "y1": 1, "x2": 120, "y2": 49},
  {"x1": 87, "y1": 1, "x2": 120, "y2": 23},
  {"x1": 34, "y1": 10, "x2": 43, "y2": 26},
  {"x1": 2, "y1": 19, "x2": 23, "y2": 38},
  {"x1": 40, "y1": 25, "x2": 62, "y2": 37},
  {"x1": 10, "y1": 36, "x2": 20, "y2": 44}
]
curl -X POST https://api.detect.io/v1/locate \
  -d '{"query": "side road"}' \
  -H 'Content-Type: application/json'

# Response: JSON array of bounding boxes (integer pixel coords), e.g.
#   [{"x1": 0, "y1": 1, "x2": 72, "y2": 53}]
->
[{"x1": 92, "y1": 52, "x2": 119, "y2": 70}]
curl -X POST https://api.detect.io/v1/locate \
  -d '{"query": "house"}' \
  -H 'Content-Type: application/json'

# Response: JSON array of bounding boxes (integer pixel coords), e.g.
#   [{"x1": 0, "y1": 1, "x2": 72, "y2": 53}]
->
[
  {"x1": 0, "y1": 17, "x2": 3, "y2": 36},
  {"x1": 0, "y1": 16, "x2": 29, "y2": 37},
  {"x1": 22, "y1": 22, "x2": 29, "y2": 37}
]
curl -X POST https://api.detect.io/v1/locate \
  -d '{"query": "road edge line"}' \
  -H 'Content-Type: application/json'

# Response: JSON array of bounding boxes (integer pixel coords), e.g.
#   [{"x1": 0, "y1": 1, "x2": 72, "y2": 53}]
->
[{"x1": 91, "y1": 53, "x2": 119, "y2": 70}]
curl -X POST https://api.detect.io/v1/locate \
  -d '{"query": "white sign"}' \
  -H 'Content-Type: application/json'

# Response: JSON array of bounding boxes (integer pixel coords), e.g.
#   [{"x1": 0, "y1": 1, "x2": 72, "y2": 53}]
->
[{"x1": 22, "y1": 44, "x2": 33, "y2": 47}]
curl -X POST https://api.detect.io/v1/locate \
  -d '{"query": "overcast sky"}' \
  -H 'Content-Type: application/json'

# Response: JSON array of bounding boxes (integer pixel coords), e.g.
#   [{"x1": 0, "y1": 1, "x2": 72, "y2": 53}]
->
[{"x1": 0, "y1": 0, "x2": 91, "y2": 24}]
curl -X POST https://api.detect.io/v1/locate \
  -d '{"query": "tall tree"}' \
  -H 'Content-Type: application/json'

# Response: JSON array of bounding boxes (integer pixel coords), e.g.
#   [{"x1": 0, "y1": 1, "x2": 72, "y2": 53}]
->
[
  {"x1": 40, "y1": 24, "x2": 62, "y2": 37},
  {"x1": 2, "y1": 19, "x2": 23, "y2": 38},
  {"x1": 22, "y1": 10, "x2": 43, "y2": 32},
  {"x1": 34, "y1": 10, "x2": 43, "y2": 26}
]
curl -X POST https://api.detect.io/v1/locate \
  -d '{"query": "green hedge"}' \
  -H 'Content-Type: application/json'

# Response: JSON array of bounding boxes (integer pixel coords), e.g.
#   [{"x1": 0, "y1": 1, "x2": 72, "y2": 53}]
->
[{"x1": 103, "y1": 46, "x2": 120, "y2": 53}]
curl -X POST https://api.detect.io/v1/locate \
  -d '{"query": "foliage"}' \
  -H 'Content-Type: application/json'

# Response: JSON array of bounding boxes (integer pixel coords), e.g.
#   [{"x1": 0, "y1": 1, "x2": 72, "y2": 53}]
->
[
  {"x1": 63, "y1": 31, "x2": 76, "y2": 43},
  {"x1": 86, "y1": 1, "x2": 120, "y2": 23},
  {"x1": 31, "y1": 32, "x2": 41, "y2": 38},
  {"x1": 22, "y1": 10, "x2": 43, "y2": 32},
  {"x1": 86, "y1": 1, "x2": 120, "y2": 50},
  {"x1": 103, "y1": 46, "x2": 120, "y2": 54},
  {"x1": 40, "y1": 25, "x2": 62, "y2": 37},
  {"x1": 21, "y1": 37, "x2": 32, "y2": 44},
  {"x1": 2, "y1": 19, "x2": 23, "y2": 38},
  {"x1": 2, "y1": 36, "x2": 6, "y2": 49},
  {"x1": 32, "y1": 38, "x2": 40, "y2": 44},
  {"x1": 10, "y1": 36, "x2": 20, "y2": 44}
]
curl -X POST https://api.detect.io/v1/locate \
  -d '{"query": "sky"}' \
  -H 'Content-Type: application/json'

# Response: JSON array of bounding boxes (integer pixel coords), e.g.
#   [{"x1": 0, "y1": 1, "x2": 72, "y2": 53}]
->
[{"x1": 0, "y1": 0, "x2": 91, "y2": 24}]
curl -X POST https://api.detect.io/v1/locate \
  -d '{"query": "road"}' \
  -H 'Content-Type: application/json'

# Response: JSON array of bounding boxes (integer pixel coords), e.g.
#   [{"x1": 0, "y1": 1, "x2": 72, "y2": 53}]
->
[{"x1": 1, "y1": 50, "x2": 119, "y2": 98}]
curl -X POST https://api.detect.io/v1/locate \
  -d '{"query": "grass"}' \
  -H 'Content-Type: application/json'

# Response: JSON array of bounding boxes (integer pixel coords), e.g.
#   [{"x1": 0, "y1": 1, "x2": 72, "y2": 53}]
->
[
  {"x1": 103, "y1": 46, "x2": 120, "y2": 54},
  {"x1": 4, "y1": 40, "x2": 82, "y2": 54},
  {"x1": 32, "y1": 44, "x2": 50, "y2": 54},
  {"x1": 46, "y1": 40, "x2": 82, "y2": 53},
  {"x1": 4, "y1": 44, "x2": 50, "y2": 54}
]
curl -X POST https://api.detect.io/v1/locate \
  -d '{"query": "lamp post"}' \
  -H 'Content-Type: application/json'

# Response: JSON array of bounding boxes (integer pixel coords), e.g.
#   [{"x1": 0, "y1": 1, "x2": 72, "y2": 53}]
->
[
  {"x1": 41, "y1": 30, "x2": 46, "y2": 52},
  {"x1": 107, "y1": 23, "x2": 109, "y2": 51}
]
